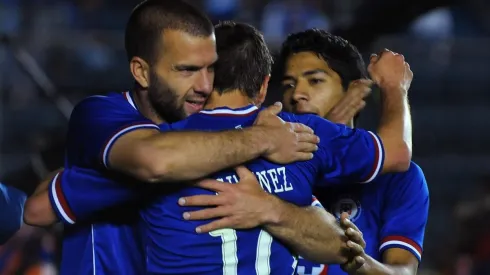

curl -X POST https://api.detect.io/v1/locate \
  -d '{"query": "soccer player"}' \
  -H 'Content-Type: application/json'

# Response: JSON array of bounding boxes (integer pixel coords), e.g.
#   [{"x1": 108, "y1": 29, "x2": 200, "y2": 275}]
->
[
  {"x1": 0, "y1": 183, "x2": 26, "y2": 244},
  {"x1": 277, "y1": 29, "x2": 429, "y2": 275},
  {"x1": 25, "y1": 20, "x2": 412, "y2": 274},
  {"x1": 23, "y1": 1, "x2": 320, "y2": 274}
]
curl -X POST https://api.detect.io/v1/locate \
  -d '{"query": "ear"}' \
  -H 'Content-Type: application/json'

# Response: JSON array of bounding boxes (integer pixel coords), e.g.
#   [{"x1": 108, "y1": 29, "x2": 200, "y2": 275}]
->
[
  {"x1": 130, "y1": 57, "x2": 150, "y2": 89},
  {"x1": 255, "y1": 74, "x2": 271, "y2": 106}
]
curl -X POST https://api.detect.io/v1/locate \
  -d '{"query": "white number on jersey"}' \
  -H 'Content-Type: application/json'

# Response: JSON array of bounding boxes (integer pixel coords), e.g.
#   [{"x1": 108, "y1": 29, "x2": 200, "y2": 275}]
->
[{"x1": 210, "y1": 228, "x2": 273, "y2": 275}]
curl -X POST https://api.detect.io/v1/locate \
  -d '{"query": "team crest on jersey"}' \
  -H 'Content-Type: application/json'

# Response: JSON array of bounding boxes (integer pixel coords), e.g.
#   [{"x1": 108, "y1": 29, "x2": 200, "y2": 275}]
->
[{"x1": 331, "y1": 195, "x2": 362, "y2": 222}]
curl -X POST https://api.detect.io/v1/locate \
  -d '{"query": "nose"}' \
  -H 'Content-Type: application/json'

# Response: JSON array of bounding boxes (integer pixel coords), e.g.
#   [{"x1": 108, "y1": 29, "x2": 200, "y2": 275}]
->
[
  {"x1": 291, "y1": 83, "x2": 309, "y2": 104},
  {"x1": 194, "y1": 69, "x2": 213, "y2": 95}
]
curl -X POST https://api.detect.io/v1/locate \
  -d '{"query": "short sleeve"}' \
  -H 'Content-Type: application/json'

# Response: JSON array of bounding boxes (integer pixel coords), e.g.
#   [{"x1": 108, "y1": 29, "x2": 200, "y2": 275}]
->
[
  {"x1": 0, "y1": 184, "x2": 26, "y2": 244},
  {"x1": 48, "y1": 168, "x2": 149, "y2": 225},
  {"x1": 307, "y1": 115, "x2": 385, "y2": 185},
  {"x1": 66, "y1": 95, "x2": 159, "y2": 168},
  {"x1": 379, "y1": 162, "x2": 429, "y2": 262}
]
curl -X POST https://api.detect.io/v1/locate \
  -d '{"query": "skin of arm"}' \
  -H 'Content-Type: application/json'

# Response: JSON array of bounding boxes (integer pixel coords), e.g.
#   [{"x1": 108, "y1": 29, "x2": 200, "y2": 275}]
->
[
  {"x1": 368, "y1": 51, "x2": 413, "y2": 174},
  {"x1": 356, "y1": 248, "x2": 418, "y2": 275},
  {"x1": 262, "y1": 196, "x2": 350, "y2": 264},
  {"x1": 23, "y1": 168, "x2": 63, "y2": 226},
  {"x1": 111, "y1": 127, "x2": 271, "y2": 183}
]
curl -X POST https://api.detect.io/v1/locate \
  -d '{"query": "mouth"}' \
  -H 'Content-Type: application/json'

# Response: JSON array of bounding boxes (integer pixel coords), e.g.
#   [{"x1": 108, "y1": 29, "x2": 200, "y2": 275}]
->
[{"x1": 184, "y1": 100, "x2": 206, "y2": 113}]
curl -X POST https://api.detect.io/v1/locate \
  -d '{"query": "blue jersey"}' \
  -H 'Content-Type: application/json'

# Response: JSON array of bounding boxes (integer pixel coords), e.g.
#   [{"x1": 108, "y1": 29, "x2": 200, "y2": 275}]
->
[
  {"x1": 295, "y1": 162, "x2": 429, "y2": 275},
  {"x1": 0, "y1": 183, "x2": 26, "y2": 244},
  {"x1": 49, "y1": 93, "x2": 385, "y2": 275},
  {"x1": 50, "y1": 91, "x2": 160, "y2": 275},
  {"x1": 139, "y1": 104, "x2": 384, "y2": 275}
]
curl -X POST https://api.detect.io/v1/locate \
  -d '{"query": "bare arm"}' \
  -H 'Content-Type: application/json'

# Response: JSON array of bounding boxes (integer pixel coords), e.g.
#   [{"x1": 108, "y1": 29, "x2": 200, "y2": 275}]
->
[
  {"x1": 354, "y1": 248, "x2": 418, "y2": 275},
  {"x1": 263, "y1": 198, "x2": 349, "y2": 264},
  {"x1": 111, "y1": 104, "x2": 318, "y2": 183},
  {"x1": 180, "y1": 167, "x2": 349, "y2": 264},
  {"x1": 369, "y1": 50, "x2": 413, "y2": 173},
  {"x1": 23, "y1": 169, "x2": 63, "y2": 226}
]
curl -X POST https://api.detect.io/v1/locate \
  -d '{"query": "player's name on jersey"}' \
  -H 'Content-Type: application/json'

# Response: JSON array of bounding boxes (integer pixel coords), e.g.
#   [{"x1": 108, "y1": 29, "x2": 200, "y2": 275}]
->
[{"x1": 216, "y1": 167, "x2": 294, "y2": 194}]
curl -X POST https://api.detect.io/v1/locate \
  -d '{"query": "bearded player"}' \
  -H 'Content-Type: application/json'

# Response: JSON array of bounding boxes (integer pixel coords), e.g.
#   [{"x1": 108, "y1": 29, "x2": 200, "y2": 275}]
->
[{"x1": 278, "y1": 29, "x2": 429, "y2": 275}]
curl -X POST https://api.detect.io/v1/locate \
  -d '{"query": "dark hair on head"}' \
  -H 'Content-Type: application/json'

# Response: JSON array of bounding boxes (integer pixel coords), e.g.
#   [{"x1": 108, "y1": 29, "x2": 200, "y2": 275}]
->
[
  {"x1": 213, "y1": 21, "x2": 273, "y2": 99},
  {"x1": 125, "y1": 0, "x2": 214, "y2": 64},
  {"x1": 279, "y1": 28, "x2": 367, "y2": 90}
]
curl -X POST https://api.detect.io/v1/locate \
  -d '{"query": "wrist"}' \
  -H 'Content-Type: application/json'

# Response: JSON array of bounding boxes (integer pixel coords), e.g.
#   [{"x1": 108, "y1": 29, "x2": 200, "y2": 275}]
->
[
  {"x1": 363, "y1": 255, "x2": 392, "y2": 275},
  {"x1": 246, "y1": 126, "x2": 272, "y2": 156},
  {"x1": 379, "y1": 85, "x2": 407, "y2": 97},
  {"x1": 259, "y1": 194, "x2": 286, "y2": 226}
]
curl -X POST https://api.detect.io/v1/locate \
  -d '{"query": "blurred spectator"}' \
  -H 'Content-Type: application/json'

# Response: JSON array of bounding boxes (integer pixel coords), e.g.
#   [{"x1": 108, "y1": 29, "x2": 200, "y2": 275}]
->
[
  {"x1": 454, "y1": 176, "x2": 490, "y2": 275},
  {"x1": 261, "y1": 0, "x2": 330, "y2": 46}
]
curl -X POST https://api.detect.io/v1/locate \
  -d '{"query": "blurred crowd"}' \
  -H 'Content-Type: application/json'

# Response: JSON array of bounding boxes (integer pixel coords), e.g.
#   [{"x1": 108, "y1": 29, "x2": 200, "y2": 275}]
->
[{"x1": 1, "y1": 0, "x2": 490, "y2": 274}]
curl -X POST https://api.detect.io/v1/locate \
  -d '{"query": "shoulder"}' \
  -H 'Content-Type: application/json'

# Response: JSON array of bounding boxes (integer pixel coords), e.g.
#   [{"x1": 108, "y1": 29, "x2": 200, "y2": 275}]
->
[
  {"x1": 74, "y1": 93, "x2": 127, "y2": 113},
  {"x1": 278, "y1": 111, "x2": 342, "y2": 132}
]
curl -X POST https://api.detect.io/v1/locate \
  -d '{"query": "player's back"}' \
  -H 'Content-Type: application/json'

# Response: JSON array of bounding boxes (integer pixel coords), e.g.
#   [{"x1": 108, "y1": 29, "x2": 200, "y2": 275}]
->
[
  {"x1": 58, "y1": 92, "x2": 153, "y2": 275},
  {"x1": 141, "y1": 105, "x2": 323, "y2": 275}
]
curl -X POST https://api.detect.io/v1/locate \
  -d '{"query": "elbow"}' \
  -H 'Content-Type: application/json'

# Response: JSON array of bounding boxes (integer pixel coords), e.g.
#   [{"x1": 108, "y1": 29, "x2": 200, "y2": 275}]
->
[{"x1": 384, "y1": 141, "x2": 411, "y2": 173}]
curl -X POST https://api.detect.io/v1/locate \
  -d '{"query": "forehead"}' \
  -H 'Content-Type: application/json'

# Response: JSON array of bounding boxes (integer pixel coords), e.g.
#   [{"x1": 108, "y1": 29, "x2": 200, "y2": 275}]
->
[
  {"x1": 284, "y1": 51, "x2": 331, "y2": 75},
  {"x1": 159, "y1": 29, "x2": 217, "y2": 65}
]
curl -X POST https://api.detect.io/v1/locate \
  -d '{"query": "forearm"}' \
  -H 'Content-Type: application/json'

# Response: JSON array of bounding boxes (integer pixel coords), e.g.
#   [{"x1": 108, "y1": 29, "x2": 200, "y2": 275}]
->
[
  {"x1": 263, "y1": 196, "x2": 348, "y2": 264},
  {"x1": 377, "y1": 89, "x2": 412, "y2": 172},
  {"x1": 24, "y1": 169, "x2": 63, "y2": 226},
  {"x1": 362, "y1": 255, "x2": 416, "y2": 275},
  {"x1": 140, "y1": 127, "x2": 270, "y2": 182}
]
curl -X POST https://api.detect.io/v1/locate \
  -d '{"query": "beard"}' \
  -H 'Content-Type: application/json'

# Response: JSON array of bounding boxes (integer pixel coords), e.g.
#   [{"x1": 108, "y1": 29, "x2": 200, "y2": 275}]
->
[{"x1": 147, "y1": 69, "x2": 187, "y2": 123}]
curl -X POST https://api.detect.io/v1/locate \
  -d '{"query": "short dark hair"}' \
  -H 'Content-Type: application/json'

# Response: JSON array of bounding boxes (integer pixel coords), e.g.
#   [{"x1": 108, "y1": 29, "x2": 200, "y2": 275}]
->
[
  {"x1": 213, "y1": 21, "x2": 273, "y2": 99},
  {"x1": 125, "y1": 0, "x2": 214, "y2": 64},
  {"x1": 279, "y1": 28, "x2": 367, "y2": 90}
]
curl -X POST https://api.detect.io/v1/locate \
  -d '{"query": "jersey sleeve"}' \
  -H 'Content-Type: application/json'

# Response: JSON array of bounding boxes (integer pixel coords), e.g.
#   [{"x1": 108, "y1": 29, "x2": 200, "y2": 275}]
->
[
  {"x1": 311, "y1": 195, "x2": 324, "y2": 209},
  {"x1": 0, "y1": 184, "x2": 26, "y2": 244},
  {"x1": 307, "y1": 115, "x2": 385, "y2": 185},
  {"x1": 67, "y1": 95, "x2": 159, "y2": 168},
  {"x1": 48, "y1": 168, "x2": 149, "y2": 225},
  {"x1": 378, "y1": 162, "x2": 429, "y2": 262}
]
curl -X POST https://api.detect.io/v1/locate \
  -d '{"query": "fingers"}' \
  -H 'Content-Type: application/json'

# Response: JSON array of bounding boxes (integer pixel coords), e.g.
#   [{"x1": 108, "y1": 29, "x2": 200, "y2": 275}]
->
[
  {"x1": 183, "y1": 206, "x2": 231, "y2": 221},
  {"x1": 196, "y1": 217, "x2": 233, "y2": 233},
  {"x1": 342, "y1": 255, "x2": 366, "y2": 273},
  {"x1": 265, "y1": 102, "x2": 283, "y2": 115},
  {"x1": 234, "y1": 165, "x2": 255, "y2": 181},
  {"x1": 341, "y1": 216, "x2": 363, "y2": 236},
  {"x1": 291, "y1": 152, "x2": 314, "y2": 161},
  {"x1": 179, "y1": 194, "x2": 227, "y2": 207},
  {"x1": 290, "y1": 122, "x2": 315, "y2": 134},
  {"x1": 296, "y1": 141, "x2": 319, "y2": 154},
  {"x1": 295, "y1": 131, "x2": 320, "y2": 145},
  {"x1": 347, "y1": 240, "x2": 365, "y2": 256},
  {"x1": 346, "y1": 228, "x2": 366, "y2": 249}
]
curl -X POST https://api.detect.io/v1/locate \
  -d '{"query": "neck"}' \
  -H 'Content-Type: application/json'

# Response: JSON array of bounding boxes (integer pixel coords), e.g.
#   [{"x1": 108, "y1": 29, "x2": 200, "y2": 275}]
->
[
  {"x1": 131, "y1": 89, "x2": 166, "y2": 124},
  {"x1": 204, "y1": 89, "x2": 254, "y2": 110}
]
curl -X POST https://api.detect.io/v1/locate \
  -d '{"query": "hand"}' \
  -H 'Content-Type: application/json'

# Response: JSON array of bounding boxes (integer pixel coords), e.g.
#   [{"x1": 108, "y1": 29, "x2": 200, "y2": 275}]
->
[
  {"x1": 326, "y1": 79, "x2": 372, "y2": 125},
  {"x1": 254, "y1": 102, "x2": 319, "y2": 164},
  {"x1": 178, "y1": 166, "x2": 275, "y2": 233},
  {"x1": 340, "y1": 212, "x2": 370, "y2": 275},
  {"x1": 368, "y1": 49, "x2": 413, "y2": 94}
]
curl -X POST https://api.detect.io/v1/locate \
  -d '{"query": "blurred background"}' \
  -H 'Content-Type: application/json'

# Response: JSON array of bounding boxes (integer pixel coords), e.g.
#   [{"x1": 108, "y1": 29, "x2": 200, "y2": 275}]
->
[{"x1": 1, "y1": 0, "x2": 490, "y2": 274}]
